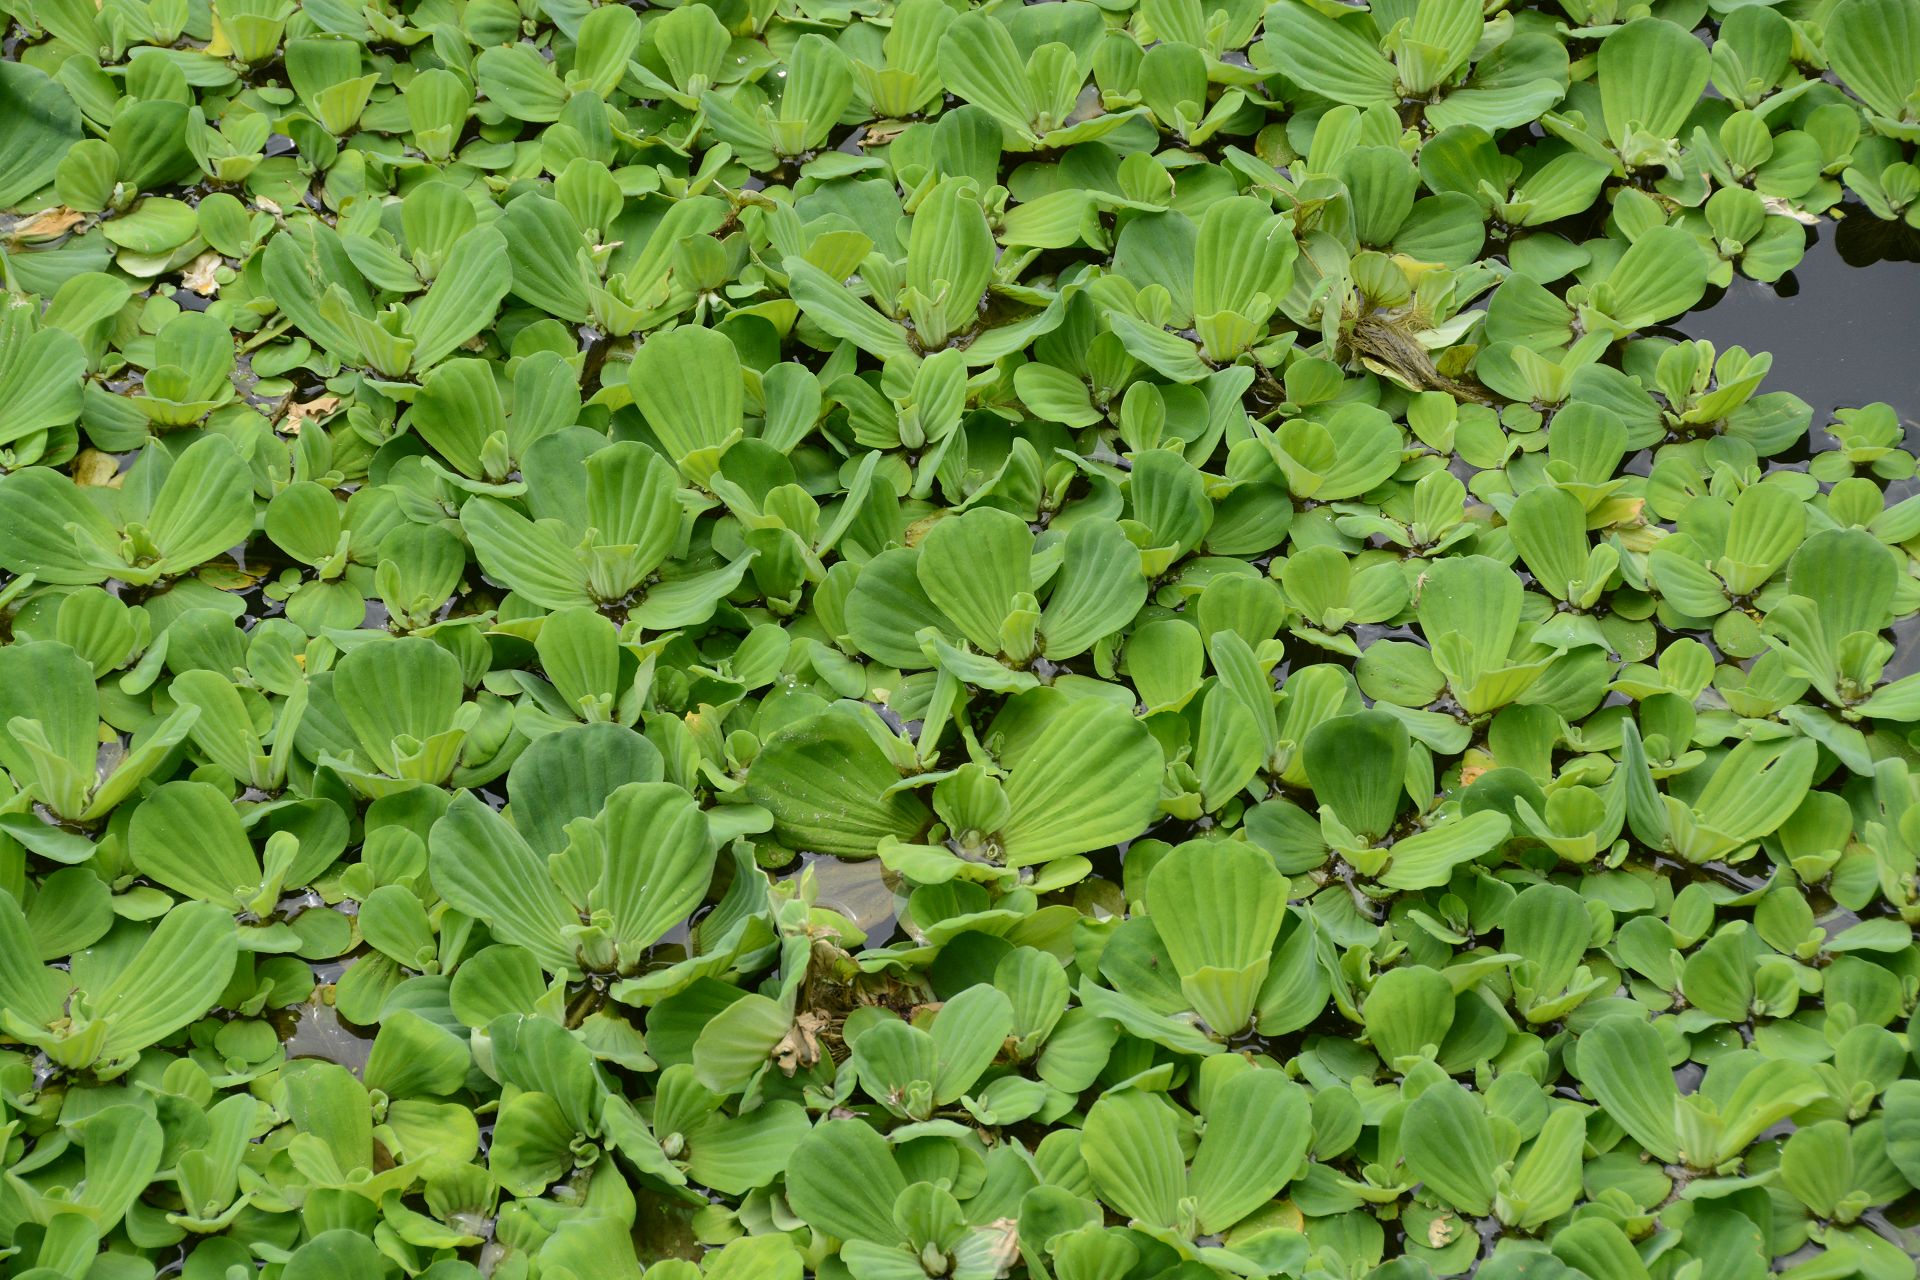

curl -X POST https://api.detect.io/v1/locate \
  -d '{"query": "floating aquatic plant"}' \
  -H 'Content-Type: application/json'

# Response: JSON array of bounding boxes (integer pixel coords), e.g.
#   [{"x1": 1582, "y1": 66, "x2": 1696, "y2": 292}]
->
[{"x1": 1, "y1": 0, "x2": 1919, "y2": 1277}]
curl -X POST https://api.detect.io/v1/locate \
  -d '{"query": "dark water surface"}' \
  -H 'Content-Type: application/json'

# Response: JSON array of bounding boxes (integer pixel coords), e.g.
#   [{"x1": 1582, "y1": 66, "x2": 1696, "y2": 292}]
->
[{"x1": 1674, "y1": 208, "x2": 1920, "y2": 426}]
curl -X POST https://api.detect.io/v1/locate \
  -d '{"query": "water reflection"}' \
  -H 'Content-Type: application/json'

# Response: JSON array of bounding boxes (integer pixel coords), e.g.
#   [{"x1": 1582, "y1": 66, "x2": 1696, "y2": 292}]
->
[
  {"x1": 1675, "y1": 207, "x2": 1920, "y2": 427},
  {"x1": 274, "y1": 956, "x2": 376, "y2": 1074},
  {"x1": 789, "y1": 852, "x2": 901, "y2": 945},
  {"x1": 277, "y1": 994, "x2": 377, "y2": 1074}
]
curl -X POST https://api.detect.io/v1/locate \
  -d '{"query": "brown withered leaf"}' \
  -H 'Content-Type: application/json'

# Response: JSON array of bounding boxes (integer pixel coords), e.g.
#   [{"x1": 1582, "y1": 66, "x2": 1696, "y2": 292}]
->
[
  {"x1": 975, "y1": 1219, "x2": 1020, "y2": 1277},
  {"x1": 281, "y1": 395, "x2": 341, "y2": 435},
  {"x1": 9, "y1": 207, "x2": 86, "y2": 242},
  {"x1": 1762, "y1": 196, "x2": 1821, "y2": 226},
  {"x1": 773, "y1": 1011, "x2": 828, "y2": 1075},
  {"x1": 181, "y1": 251, "x2": 224, "y2": 296}
]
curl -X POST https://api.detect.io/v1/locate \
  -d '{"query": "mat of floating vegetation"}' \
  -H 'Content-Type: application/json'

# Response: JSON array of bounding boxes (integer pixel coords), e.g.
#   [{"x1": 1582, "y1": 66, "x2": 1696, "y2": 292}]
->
[{"x1": 2, "y1": 0, "x2": 1920, "y2": 1277}]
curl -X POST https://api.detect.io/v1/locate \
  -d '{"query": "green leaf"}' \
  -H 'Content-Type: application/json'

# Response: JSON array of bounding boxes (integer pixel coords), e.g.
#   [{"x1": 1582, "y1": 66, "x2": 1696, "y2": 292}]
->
[
  {"x1": 129, "y1": 781, "x2": 258, "y2": 908},
  {"x1": 1500, "y1": 1105, "x2": 1587, "y2": 1229},
  {"x1": 1146, "y1": 841, "x2": 1286, "y2": 1035},
  {"x1": 506, "y1": 722, "x2": 664, "y2": 856},
  {"x1": 631, "y1": 326, "x2": 744, "y2": 461},
  {"x1": 0, "y1": 62, "x2": 83, "y2": 206},
  {"x1": 1040, "y1": 520, "x2": 1149, "y2": 660},
  {"x1": 502, "y1": 195, "x2": 595, "y2": 322},
  {"x1": 429, "y1": 792, "x2": 580, "y2": 976},
  {"x1": 1190, "y1": 1065, "x2": 1311, "y2": 1232},
  {"x1": 785, "y1": 1121, "x2": 909, "y2": 1245},
  {"x1": 597, "y1": 782, "x2": 715, "y2": 958},
  {"x1": 476, "y1": 43, "x2": 570, "y2": 122},
  {"x1": 1598, "y1": 20, "x2": 1711, "y2": 147},
  {"x1": 147, "y1": 435, "x2": 258, "y2": 574},
  {"x1": 1825, "y1": 0, "x2": 1920, "y2": 121},
  {"x1": 334, "y1": 637, "x2": 465, "y2": 779},
  {"x1": 72, "y1": 1106, "x2": 164, "y2": 1233},
  {"x1": 1508, "y1": 484, "x2": 1591, "y2": 602},
  {"x1": 1305, "y1": 711, "x2": 1407, "y2": 841},
  {"x1": 938, "y1": 13, "x2": 1039, "y2": 140},
  {"x1": 1263, "y1": 2, "x2": 1397, "y2": 108},
  {"x1": 1572, "y1": 1015, "x2": 1679, "y2": 1162},
  {"x1": 746, "y1": 708, "x2": 932, "y2": 856},
  {"x1": 999, "y1": 695, "x2": 1163, "y2": 865},
  {"x1": 849, "y1": 1018, "x2": 937, "y2": 1118},
  {"x1": 1883, "y1": 1079, "x2": 1920, "y2": 1188},
  {"x1": 1553, "y1": 1217, "x2": 1653, "y2": 1280},
  {"x1": 1083, "y1": 1089, "x2": 1186, "y2": 1229},
  {"x1": 931, "y1": 983, "x2": 1014, "y2": 1103},
  {"x1": 0, "y1": 465, "x2": 118, "y2": 584},
  {"x1": 917, "y1": 508, "x2": 1032, "y2": 654},
  {"x1": 406, "y1": 226, "x2": 512, "y2": 370},
  {"x1": 1591, "y1": 226, "x2": 1711, "y2": 331},
  {"x1": 1364, "y1": 966, "x2": 1455, "y2": 1069},
  {"x1": 0, "y1": 640, "x2": 97, "y2": 786},
  {"x1": 1378, "y1": 811, "x2": 1510, "y2": 890},
  {"x1": 0, "y1": 313, "x2": 86, "y2": 446},
  {"x1": 96, "y1": 902, "x2": 239, "y2": 1061},
  {"x1": 786, "y1": 260, "x2": 914, "y2": 361},
  {"x1": 1403, "y1": 1079, "x2": 1498, "y2": 1216}
]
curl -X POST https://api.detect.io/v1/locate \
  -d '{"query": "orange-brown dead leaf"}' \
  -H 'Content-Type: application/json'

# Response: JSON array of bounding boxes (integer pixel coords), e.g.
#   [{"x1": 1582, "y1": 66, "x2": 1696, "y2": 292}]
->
[
  {"x1": 182, "y1": 251, "x2": 224, "y2": 296},
  {"x1": 282, "y1": 395, "x2": 341, "y2": 435},
  {"x1": 11, "y1": 207, "x2": 86, "y2": 242}
]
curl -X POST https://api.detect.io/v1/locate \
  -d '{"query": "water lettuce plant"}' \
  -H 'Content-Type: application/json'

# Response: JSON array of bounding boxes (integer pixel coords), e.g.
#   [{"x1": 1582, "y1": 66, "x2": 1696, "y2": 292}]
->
[{"x1": 1, "y1": 0, "x2": 1920, "y2": 1278}]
